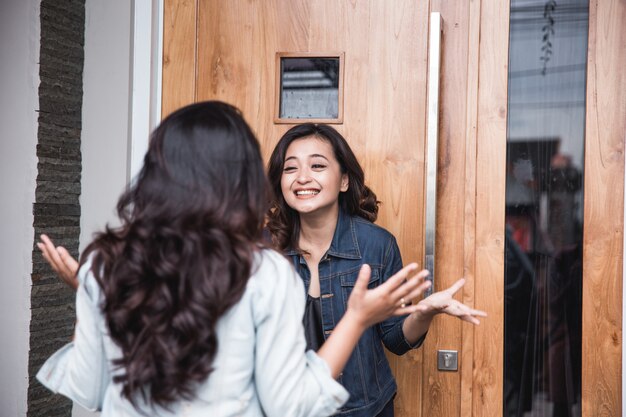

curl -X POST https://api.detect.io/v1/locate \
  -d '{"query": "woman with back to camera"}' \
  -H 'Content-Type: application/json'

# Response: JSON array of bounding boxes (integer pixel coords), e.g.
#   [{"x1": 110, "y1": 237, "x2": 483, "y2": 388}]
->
[
  {"x1": 266, "y1": 123, "x2": 487, "y2": 416},
  {"x1": 36, "y1": 101, "x2": 431, "y2": 416}
]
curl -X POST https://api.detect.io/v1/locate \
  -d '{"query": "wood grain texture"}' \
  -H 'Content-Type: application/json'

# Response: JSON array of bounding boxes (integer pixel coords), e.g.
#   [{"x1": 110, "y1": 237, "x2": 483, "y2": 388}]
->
[
  {"x1": 460, "y1": 0, "x2": 482, "y2": 415},
  {"x1": 161, "y1": 0, "x2": 197, "y2": 118},
  {"x1": 194, "y1": 2, "x2": 430, "y2": 415},
  {"x1": 420, "y1": 2, "x2": 470, "y2": 417},
  {"x1": 195, "y1": 0, "x2": 310, "y2": 162},
  {"x1": 473, "y1": 1, "x2": 509, "y2": 417},
  {"x1": 581, "y1": 1, "x2": 625, "y2": 415},
  {"x1": 359, "y1": 2, "x2": 429, "y2": 414}
]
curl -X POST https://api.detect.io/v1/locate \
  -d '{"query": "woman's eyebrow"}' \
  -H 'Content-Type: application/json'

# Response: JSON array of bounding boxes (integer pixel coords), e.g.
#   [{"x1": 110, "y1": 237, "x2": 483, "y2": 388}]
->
[
  {"x1": 284, "y1": 154, "x2": 329, "y2": 162},
  {"x1": 309, "y1": 154, "x2": 329, "y2": 161}
]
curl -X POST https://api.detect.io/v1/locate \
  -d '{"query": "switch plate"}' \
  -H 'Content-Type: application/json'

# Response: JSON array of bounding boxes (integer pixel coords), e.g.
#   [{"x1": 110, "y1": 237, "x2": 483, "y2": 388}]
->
[{"x1": 437, "y1": 350, "x2": 458, "y2": 371}]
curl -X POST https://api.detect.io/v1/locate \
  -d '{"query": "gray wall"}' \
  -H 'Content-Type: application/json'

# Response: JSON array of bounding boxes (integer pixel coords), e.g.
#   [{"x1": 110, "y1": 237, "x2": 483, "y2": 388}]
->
[
  {"x1": 0, "y1": 0, "x2": 132, "y2": 415},
  {"x1": 73, "y1": 0, "x2": 133, "y2": 416},
  {"x1": 0, "y1": 0, "x2": 40, "y2": 415},
  {"x1": 80, "y1": 0, "x2": 132, "y2": 251}
]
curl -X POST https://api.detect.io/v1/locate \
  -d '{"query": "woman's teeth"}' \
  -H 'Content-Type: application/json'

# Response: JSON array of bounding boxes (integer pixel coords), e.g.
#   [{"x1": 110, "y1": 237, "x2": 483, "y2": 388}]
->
[{"x1": 296, "y1": 190, "x2": 319, "y2": 196}]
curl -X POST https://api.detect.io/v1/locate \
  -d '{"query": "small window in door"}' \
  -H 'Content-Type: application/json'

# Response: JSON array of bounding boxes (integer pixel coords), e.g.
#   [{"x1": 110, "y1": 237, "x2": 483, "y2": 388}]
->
[{"x1": 275, "y1": 53, "x2": 344, "y2": 124}]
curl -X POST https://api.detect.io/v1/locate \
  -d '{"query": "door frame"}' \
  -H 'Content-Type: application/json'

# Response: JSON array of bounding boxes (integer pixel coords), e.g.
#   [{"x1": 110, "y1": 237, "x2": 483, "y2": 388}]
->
[
  {"x1": 128, "y1": 0, "x2": 163, "y2": 180},
  {"x1": 580, "y1": 1, "x2": 624, "y2": 413}
]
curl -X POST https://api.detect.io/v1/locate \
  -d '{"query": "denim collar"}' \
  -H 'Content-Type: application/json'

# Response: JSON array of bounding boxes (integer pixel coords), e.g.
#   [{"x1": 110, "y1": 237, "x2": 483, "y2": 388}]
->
[{"x1": 285, "y1": 208, "x2": 362, "y2": 260}]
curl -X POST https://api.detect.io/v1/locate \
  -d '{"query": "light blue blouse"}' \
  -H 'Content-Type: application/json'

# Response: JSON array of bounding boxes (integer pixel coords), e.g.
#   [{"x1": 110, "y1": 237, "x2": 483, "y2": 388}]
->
[{"x1": 37, "y1": 249, "x2": 349, "y2": 416}]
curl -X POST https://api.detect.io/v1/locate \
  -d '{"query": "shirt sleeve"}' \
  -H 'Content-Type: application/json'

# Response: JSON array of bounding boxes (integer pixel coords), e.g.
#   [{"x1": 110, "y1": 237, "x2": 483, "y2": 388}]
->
[
  {"x1": 377, "y1": 236, "x2": 427, "y2": 355},
  {"x1": 36, "y1": 260, "x2": 110, "y2": 411},
  {"x1": 252, "y1": 252, "x2": 349, "y2": 417}
]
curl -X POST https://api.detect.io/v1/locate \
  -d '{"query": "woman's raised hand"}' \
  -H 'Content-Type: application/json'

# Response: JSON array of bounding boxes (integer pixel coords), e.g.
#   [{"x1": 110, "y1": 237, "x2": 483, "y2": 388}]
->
[
  {"x1": 416, "y1": 278, "x2": 487, "y2": 325},
  {"x1": 346, "y1": 263, "x2": 431, "y2": 328},
  {"x1": 37, "y1": 234, "x2": 80, "y2": 290}
]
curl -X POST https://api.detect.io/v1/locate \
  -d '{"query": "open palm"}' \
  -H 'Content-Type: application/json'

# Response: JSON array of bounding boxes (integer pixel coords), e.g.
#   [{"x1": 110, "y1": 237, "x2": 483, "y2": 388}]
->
[{"x1": 416, "y1": 278, "x2": 487, "y2": 325}]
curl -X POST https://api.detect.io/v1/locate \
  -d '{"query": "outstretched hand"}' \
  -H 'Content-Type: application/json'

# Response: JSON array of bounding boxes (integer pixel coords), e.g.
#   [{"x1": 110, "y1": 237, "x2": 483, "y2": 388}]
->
[
  {"x1": 416, "y1": 278, "x2": 487, "y2": 325},
  {"x1": 37, "y1": 234, "x2": 79, "y2": 290},
  {"x1": 346, "y1": 263, "x2": 432, "y2": 328},
  {"x1": 319, "y1": 263, "x2": 431, "y2": 379}
]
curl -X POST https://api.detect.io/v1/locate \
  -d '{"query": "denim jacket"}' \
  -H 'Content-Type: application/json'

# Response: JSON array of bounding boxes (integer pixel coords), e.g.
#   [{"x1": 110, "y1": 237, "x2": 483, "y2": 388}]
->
[{"x1": 286, "y1": 209, "x2": 425, "y2": 416}]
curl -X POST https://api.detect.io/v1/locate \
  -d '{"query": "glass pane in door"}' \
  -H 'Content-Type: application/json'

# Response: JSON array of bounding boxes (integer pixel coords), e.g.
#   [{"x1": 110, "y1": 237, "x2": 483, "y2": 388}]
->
[
  {"x1": 279, "y1": 57, "x2": 340, "y2": 119},
  {"x1": 504, "y1": 1, "x2": 589, "y2": 416}
]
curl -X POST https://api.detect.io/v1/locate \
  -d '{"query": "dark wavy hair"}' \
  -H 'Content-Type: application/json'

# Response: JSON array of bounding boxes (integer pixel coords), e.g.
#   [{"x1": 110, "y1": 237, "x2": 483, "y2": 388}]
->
[
  {"x1": 266, "y1": 123, "x2": 379, "y2": 251},
  {"x1": 79, "y1": 101, "x2": 270, "y2": 409}
]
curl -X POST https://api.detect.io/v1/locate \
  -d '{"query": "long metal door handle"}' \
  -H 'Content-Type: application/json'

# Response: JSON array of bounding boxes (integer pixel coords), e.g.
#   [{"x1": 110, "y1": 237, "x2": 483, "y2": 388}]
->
[{"x1": 424, "y1": 12, "x2": 442, "y2": 297}]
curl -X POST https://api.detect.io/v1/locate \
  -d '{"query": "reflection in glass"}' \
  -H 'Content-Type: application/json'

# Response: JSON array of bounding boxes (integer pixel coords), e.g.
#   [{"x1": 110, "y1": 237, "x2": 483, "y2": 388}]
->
[
  {"x1": 504, "y1": 1, "x2": 588, "y2": 417},
  {"x1": 279, "y1": 57, "x2": 340, "y2": 119}
]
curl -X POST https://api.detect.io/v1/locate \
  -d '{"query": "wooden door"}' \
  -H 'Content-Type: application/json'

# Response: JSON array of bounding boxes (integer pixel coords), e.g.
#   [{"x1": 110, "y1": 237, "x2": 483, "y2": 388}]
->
[
  {"x1": 164, "y1": 2, "x2": 433, "y2": 414},
  {"x1": 160, "y1": 1, "x2": 624, "y2": 416}
]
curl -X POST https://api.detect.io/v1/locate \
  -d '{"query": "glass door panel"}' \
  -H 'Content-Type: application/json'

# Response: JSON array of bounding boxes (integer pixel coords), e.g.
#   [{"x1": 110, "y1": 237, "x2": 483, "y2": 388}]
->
[{"x1": 505, "y1": 1, "x2": 589, "y2": 416}]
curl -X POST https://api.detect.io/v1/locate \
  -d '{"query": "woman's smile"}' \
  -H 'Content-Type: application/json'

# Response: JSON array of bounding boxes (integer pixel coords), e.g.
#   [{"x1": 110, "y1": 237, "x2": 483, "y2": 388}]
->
[
  {"x1": 280, "y1": 136, "x2": 349, "y2": 216},
  {"x1": 294, "y1": 188, "x2": 321, "y2": 197}
]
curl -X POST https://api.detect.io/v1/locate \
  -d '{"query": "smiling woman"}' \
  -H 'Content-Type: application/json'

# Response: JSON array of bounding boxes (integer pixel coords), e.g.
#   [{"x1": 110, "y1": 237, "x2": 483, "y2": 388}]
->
[
  {"x1": 266, "y1": 123, "x2": 486, "y2": 417},
  {"x1": 280, "y1": 137, "x2": 349, "y2": 220},
  {"x1": 268, "y1": 124, "x2": 379, "y2": 253}
]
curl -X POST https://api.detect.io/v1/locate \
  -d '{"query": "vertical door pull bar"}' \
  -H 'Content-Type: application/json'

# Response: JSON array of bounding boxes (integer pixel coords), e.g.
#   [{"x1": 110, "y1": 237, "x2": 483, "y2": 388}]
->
[{"x1": 424, "y1": 12, "x2": 442, "y2": 297}]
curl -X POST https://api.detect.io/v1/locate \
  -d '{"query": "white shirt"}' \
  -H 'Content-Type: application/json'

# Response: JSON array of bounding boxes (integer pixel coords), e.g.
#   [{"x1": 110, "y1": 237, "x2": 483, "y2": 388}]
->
[{"x1": 37, "y1": 249, "x2": 349, "y2": 416}]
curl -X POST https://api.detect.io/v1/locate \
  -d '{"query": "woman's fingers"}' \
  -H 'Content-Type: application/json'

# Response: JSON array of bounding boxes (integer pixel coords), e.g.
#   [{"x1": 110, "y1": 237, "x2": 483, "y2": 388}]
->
[
  {"x1": 460, "y1": 306, "x2": 488, "y2": 324},
  {"x1": 56, "y1": 246, "x2": 80, "y2": 290},
  {"x1": 39, "y1": 234, "x2": 63, "y2": 270},
  {"x1": 411, "y1": 276, "x2": 488, "y2": 325},
  {"x1": 467, "y1": 307, "x2": 488, "y2": 317},
  {"x1": 394, "y1": 303, "x2": 422, "y2": 316},
  {"x1": 57, "y1": 246, "x2": 79, "y2": 273},
  {"x1": 444, "y1": 301, "x2": 488, "y2": 324},
  {"x1": 374, "y1": 264, "x2": 431, "y2": 311},
  {"x1": 37, "y1": 234, "x2": 79, "y2": 290},
  {"x1": 350, "y1": 264, "x2": 487, "y2": 326},
  {"x1": 458, "y1": 310, "x2": 483, "y2": 325},
  {"x1": 400, "y1": 279, "x2": 431, "y2": 304},
  {"x1": 444, "y1": 278, "x2": 466, "y2": 296},
  {"x1": 378, "y1": 263, "x2": 420, "y2": 293},
  {"x1": 352, "y1": 264, "x2": 372, "y2": 295},
  {"x1": 390, "y1": 268, "x2": 429, "y2": 300},
  {"x1": 392, "y1": 280, "x2": 432, "y2": 316}
]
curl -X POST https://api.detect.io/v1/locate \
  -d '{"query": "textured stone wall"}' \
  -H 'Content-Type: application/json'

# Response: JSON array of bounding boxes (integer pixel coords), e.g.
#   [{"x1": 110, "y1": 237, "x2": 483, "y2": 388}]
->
[{"x1": 29, "y1": 1, "x2": 85, "y2": 416}]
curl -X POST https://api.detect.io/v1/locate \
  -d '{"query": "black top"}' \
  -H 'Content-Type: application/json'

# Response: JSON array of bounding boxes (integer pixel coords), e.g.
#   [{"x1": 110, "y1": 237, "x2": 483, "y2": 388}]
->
[{"x1": 303, "y1": 295, "x2": 325, "y2": 351}]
